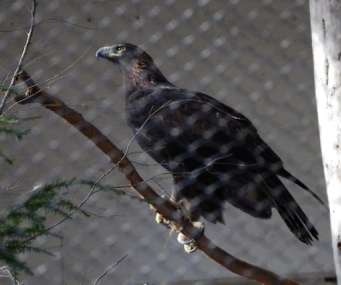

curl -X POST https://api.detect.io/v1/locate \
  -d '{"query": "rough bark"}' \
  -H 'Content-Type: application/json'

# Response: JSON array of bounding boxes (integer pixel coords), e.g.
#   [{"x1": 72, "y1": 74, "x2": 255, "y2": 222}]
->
[{"x1": 310, "y1": 0, "x2": 341, "y2": 281}]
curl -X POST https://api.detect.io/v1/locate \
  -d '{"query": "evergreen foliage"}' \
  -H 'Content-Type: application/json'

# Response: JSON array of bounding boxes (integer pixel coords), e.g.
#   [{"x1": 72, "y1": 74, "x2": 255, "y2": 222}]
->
[
  {"x1": 0, "y1": 114, "x2": 39, "y2": 164},
  {"x1": 0, "y1": 178, "x2": 142, "y2": 280}
]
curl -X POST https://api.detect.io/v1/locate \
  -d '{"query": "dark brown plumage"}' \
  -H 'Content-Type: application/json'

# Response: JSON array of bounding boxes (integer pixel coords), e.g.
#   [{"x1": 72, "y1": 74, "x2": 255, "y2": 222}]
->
[{"x1": 96, "y1": 43, "x2": 326, "y2": 245}]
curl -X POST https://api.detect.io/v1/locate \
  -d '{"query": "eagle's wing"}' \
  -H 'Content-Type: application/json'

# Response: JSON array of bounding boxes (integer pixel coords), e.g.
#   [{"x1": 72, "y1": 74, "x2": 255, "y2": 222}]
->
[{"x1": 137, "y1": 88, "x2": 284, "y2": 174}]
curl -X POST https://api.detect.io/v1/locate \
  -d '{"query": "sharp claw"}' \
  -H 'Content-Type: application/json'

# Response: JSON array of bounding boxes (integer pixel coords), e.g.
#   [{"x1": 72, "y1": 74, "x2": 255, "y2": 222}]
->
[{"x1": 184, "y1": 243, "x2": 198, "y2": 253}]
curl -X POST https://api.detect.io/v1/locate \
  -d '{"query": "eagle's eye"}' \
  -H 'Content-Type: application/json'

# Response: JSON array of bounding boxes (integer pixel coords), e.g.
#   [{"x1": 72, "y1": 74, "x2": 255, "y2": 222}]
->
[{"x1": 116, "y1": 45, "x2": 125, "y2": 52}]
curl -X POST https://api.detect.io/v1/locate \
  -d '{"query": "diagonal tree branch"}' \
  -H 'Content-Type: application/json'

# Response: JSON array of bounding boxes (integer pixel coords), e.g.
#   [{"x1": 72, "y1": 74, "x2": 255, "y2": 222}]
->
[
  {"x1": 0, "y1": 0, "x2": 38, "y2": 115},
  {"x1": 15, "y1": 69, "x2": 299, "y2": 285}
]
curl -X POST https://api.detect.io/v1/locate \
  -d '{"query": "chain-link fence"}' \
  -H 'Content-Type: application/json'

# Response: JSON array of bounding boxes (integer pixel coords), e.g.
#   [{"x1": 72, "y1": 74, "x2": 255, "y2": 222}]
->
[{"x1": 0, "y1": 0, "x2": 334, "y2": 284}]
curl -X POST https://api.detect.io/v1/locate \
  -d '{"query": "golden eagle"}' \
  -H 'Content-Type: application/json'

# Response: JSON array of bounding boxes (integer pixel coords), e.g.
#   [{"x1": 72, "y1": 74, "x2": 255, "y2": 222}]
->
[{"x1": 96, "y1": 43, "x2": 326, "y2": 245}]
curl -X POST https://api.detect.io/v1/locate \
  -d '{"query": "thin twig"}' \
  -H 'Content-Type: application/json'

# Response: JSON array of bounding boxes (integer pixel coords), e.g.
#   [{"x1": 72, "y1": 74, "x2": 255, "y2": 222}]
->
[
  {"x1": 0, "y1": 17, "x2": 96, "y2": 33},
  {"x1": 93, "y1": 254, "x2": 128, "y2": 285},
  {"x1": 3, "y1": 45, "x2": 91, "y2": 115},
  {"x1": 16, "y1": 69, "x2": 300, "y2": 285},
  {"x1": 0, "y1": 0, "x2": 37, "y2": 114}
]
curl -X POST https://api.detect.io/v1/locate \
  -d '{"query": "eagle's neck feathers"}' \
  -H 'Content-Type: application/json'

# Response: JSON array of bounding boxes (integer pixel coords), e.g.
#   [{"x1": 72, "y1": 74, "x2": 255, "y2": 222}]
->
[{"x1": 121, "y1": 58, "x2": 173, "y2": 96}]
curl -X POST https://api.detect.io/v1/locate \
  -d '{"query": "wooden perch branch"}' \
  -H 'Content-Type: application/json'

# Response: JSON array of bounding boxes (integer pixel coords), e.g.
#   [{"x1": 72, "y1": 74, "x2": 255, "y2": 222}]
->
[{"x1": 15, "y1": 69, "x2": 299, "y2": 285}]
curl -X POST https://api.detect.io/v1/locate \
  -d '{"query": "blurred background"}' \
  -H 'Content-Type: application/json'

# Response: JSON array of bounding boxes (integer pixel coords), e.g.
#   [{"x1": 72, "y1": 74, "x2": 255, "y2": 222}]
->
[{"x1": 0, "y1": 0, "x2": 334, "y2": 284}]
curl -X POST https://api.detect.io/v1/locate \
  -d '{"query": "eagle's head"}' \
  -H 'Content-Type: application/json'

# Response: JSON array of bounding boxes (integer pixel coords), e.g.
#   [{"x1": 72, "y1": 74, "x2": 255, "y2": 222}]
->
[
  {"x1": 96, "y1": 43, "x2": 152, "y2": 65},
  {"x1": 96, "y1": 43, "x2": 172, "y2": 89}
]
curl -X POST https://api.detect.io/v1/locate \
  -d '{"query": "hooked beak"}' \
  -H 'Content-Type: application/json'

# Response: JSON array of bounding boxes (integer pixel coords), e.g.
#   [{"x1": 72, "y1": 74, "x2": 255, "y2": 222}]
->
[{"x1": 96, "y1": 46, "x2": 115, "y2": 59}]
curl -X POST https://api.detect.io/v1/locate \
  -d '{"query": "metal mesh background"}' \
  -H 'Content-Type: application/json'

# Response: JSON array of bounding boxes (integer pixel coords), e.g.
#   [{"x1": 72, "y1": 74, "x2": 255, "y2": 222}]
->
[{"x1": 0, "y1": 0, "x2": 334, "y2": 284}]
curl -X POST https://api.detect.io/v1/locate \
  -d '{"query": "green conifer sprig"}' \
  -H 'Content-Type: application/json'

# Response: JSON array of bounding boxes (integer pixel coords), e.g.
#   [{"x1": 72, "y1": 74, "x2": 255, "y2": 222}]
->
[
  {"x1": 0, "y1": 114, "x2": 40, "y2": 164},
  {"x1": 0, "y1": 178, "x2": 146, "y2": 279},
  {"x1": 0, "y1": 179, "x2": 92, "y2": 277}
]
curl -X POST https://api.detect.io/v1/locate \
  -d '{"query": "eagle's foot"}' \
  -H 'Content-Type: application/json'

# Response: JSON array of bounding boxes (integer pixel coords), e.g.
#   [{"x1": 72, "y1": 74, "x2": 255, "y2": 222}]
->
[
  {"x1": 155, "y1": 197, "x2": 187, "y2": 230},
  {"x1": 155, "y1": 213, "x2": 171, "y2": 229},
  {"x1": 177, "y1": 221, "x2": 205, "y2": 253},
  {"x1": 154, "y1": 196, "x2": 204, "y2": 253}
]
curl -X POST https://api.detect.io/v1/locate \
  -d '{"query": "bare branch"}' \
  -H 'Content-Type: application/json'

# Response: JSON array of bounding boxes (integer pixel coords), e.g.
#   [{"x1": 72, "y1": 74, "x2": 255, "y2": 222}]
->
[
  {"x1": 0, "y1": 17, "x2": 96, "y2": 33},
  {"x1": 0, "y1": 0, "x2": 37, "y2": 114},
  {"x1": 15, "y1": 69, "x2": 299, "y2": 285},
  {"x1": 93, "y1": 254, "x2": 128, "y2": 285}
]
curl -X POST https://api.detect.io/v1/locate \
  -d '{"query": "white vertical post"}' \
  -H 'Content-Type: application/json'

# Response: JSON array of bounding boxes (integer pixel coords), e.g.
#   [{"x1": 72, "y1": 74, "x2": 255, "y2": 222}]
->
[{"x1": 310, "y1": 0, "x2": 341, "y2": 281}]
